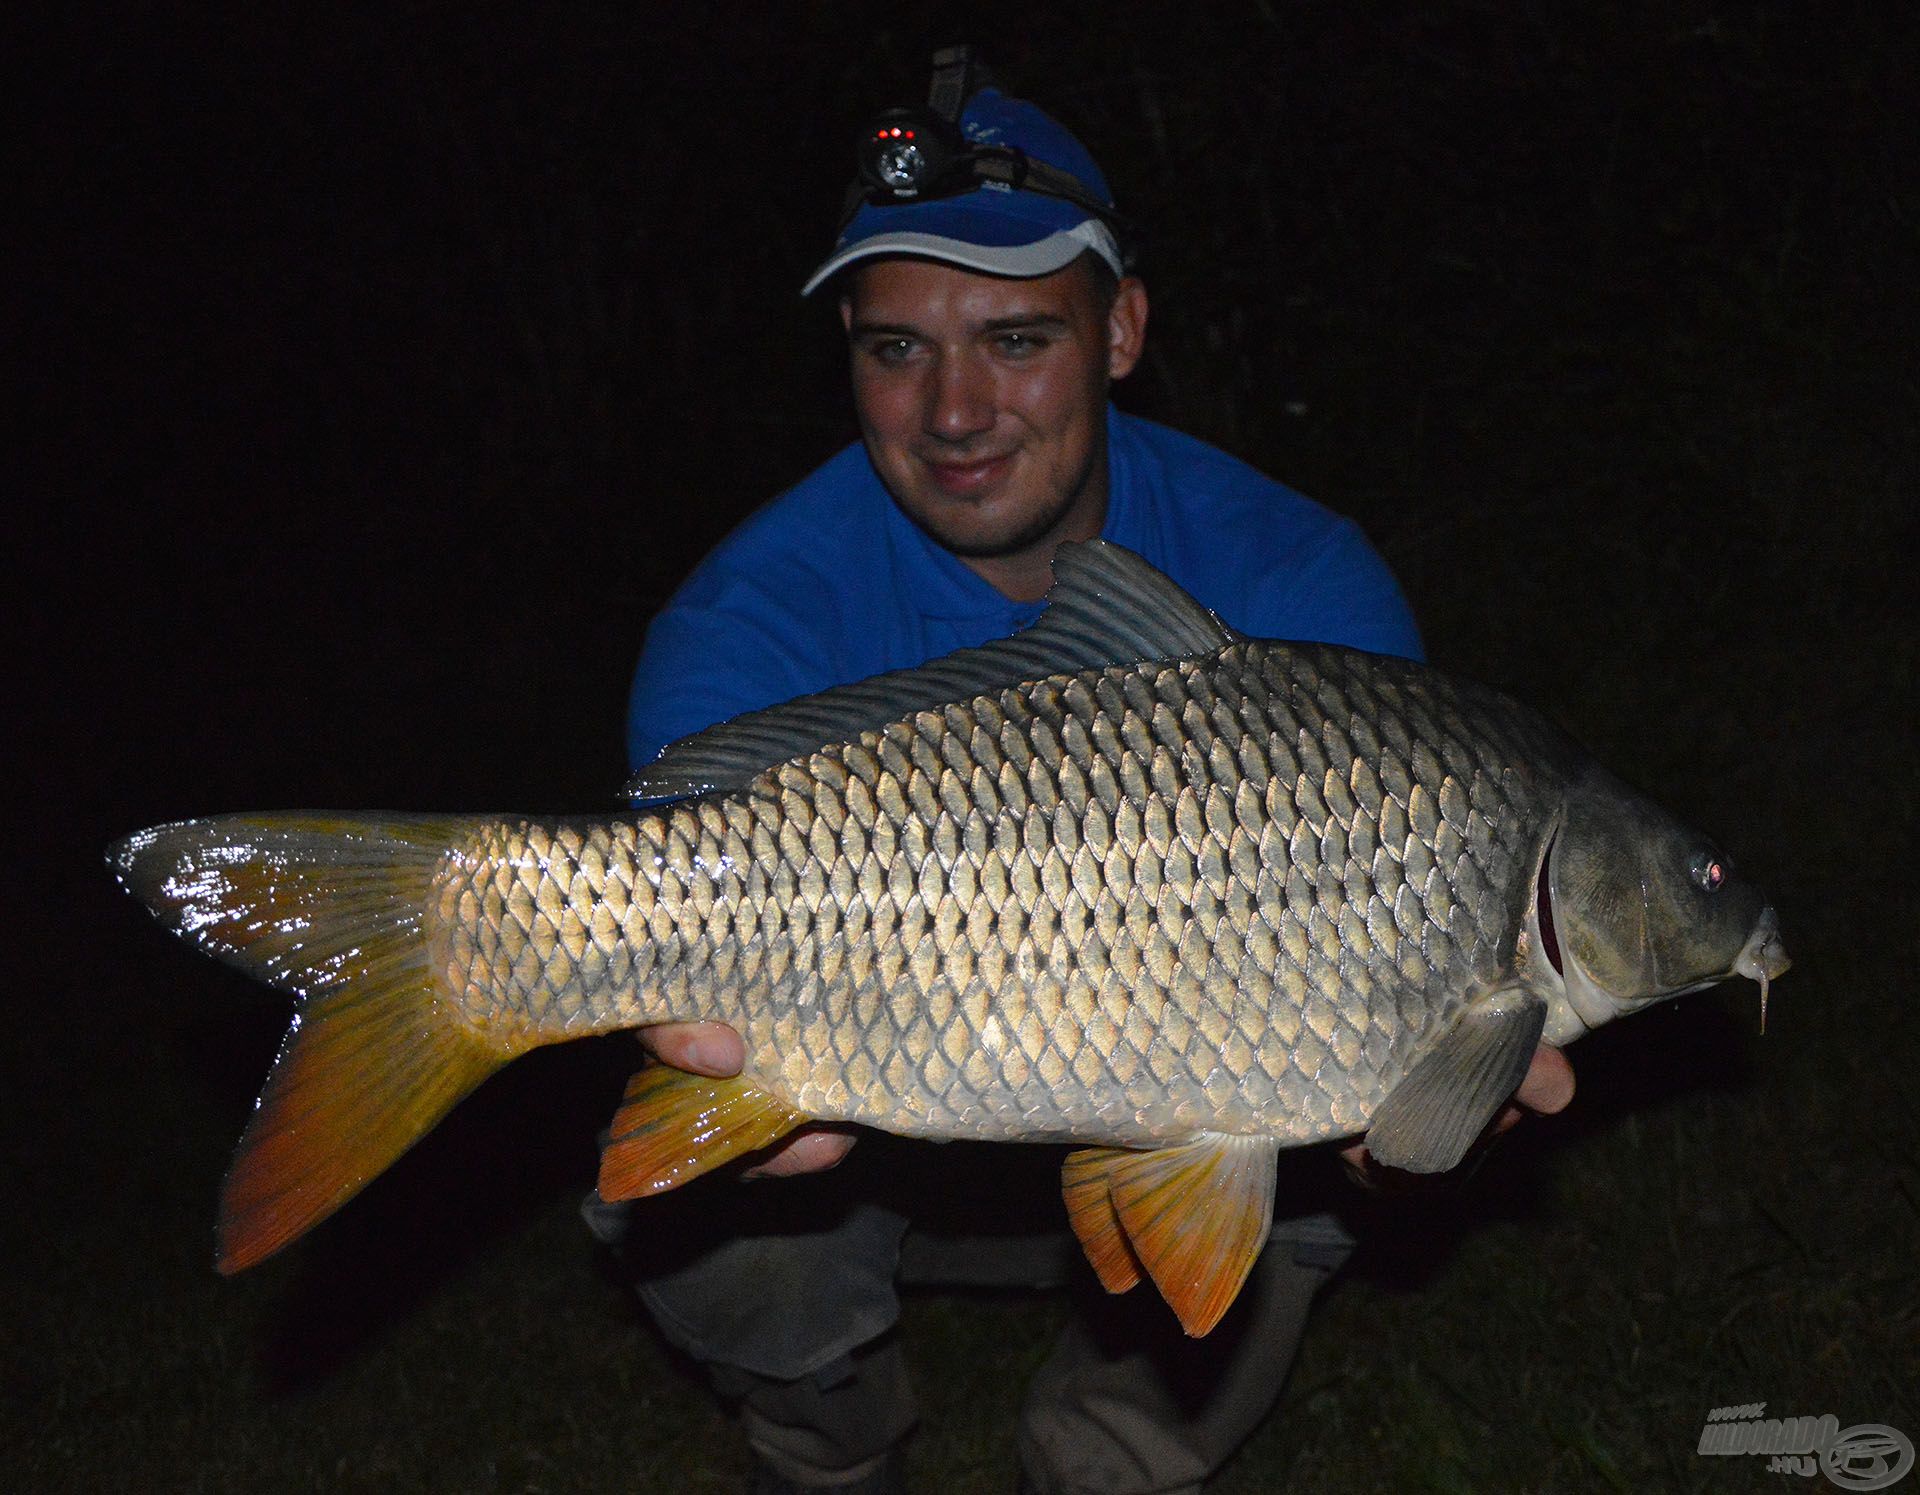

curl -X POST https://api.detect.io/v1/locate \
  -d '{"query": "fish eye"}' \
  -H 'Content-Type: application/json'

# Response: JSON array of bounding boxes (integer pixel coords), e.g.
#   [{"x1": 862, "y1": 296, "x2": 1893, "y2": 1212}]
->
[{"x1": 1689, "y1": 851, "x2": 1727, "y2": 893}]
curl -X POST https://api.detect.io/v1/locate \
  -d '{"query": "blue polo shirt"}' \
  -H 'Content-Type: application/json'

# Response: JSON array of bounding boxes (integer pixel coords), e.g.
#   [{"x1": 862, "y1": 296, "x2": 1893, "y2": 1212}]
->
[{"x1": 627, "y1": 407, "x2": 1422, "y2": 770}]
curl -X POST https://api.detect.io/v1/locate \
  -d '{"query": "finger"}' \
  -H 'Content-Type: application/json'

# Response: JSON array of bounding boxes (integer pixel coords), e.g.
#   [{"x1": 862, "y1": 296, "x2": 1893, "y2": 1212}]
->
[
  {"x1": 1513, "y1": 1043, "x2": 1575, "y2": 1115},
  {"x1": 637, "y1": 1022, "x2": 746, "y2": 1078},
  {"x1": 741, "y1": 1126, "x2": 858, "y2": 1179},
  {"x1": 1337, "y1": 1139, "x2": 1433, "y2": 1194},
  {"x1": 1338, "y1": 1138, "x2": 1383, "y2": 1190},
  {"x1": 1483, "y1": 1047, "x2": 1575, "y2": 1140},
  {"x1": 1488, "y1": 1101, "x2": 1525, "y2": 1137}
]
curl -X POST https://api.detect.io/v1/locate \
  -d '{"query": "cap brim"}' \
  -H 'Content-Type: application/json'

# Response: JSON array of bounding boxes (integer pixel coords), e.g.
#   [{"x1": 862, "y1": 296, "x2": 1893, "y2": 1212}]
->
[{"x1": 802, "y1": 199, "x2": 1122, "y2": 296}]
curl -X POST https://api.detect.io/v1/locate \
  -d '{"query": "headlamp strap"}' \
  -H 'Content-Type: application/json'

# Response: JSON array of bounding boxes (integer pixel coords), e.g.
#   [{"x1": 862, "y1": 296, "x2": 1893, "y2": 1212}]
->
[
  {"x1": 971, "y1": 149, "x2": 1111, "y2": 218},
  {"x1": 927, "y1": 44, "x2": 975, "y2": 126}
]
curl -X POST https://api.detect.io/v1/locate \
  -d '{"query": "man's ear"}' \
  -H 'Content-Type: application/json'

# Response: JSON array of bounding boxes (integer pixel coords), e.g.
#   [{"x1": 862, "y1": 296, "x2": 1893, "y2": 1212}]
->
[
  {"x1": 1107, "y1": 277, "x2": 1149, "y2": 381},
  {"x1": 839, "y1": 295, "x2": 854, "y2": 334}
]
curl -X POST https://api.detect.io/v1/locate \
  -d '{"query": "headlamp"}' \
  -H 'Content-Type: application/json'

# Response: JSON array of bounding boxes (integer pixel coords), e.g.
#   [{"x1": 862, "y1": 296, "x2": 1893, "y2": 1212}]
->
[
  {"x1": 836, "y1": 45, "x2": 1134, "y2": 265},
  {"x1": 857, "y1": 106, "x2": 966, "y2": 198}
]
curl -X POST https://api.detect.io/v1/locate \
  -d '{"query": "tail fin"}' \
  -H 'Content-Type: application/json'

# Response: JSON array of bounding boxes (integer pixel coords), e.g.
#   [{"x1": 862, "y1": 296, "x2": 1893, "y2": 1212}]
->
[{"x1": 108, "y1": 813, "x2": 522, "y2": 1273}]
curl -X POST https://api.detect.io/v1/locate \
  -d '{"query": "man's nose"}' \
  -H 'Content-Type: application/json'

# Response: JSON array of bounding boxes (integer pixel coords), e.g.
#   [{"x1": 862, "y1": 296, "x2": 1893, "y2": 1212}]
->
[{"x1": 924, "y1": 353, "x2": 994, "y2": 441}]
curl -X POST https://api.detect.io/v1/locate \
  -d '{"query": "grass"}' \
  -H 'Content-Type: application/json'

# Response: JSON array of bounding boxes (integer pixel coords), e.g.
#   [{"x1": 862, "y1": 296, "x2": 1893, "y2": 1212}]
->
[{"x1": 15, "y1": 2, "x2": 1915, "y2": 1490}]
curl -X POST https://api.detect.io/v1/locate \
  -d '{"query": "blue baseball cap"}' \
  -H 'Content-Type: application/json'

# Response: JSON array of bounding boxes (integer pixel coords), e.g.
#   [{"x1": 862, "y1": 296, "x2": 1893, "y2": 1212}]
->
[{"x1": 801, "y1": 87, "x2": 1125, "y2": 296}]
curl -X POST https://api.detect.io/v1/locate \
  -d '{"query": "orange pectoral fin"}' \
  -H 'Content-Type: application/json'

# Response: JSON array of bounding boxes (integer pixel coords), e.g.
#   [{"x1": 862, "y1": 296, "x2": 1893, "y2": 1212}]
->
[
  {"x1": 597, "y1": 1064, "x2": 807, "y2": 1200},
  {"x1": 1064, "y1": 1135, "x2": 1279, "y2": 1337},
  {"x1": 1061, "y1": 1147, "x2": 1144, "y2": 1295}
]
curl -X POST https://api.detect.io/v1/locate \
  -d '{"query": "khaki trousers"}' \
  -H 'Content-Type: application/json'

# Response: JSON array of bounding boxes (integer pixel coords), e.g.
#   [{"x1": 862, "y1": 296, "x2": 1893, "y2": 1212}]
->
[{"x1": 585, "y1": 1137, "x2": 1352, "y2": 1495}]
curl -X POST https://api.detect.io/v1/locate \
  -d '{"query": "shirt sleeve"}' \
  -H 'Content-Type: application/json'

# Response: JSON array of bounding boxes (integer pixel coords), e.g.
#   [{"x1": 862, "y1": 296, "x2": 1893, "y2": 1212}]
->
[
  {"x1": 625, "y1": 586, "x2": 832, "y2": 772},
  {"x1": 1249, "y1": 518, "x2": 1426, "y2": 662}
]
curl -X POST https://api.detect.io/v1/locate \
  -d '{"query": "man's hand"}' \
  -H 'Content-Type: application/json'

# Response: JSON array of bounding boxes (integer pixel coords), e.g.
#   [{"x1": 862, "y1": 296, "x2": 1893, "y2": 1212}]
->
[
  {"x1": 1339, "y1": 1042, "x2": 1574, "y2": 1181},
  {"x1": 638, "y1": 1022, "x2": 857, "y2": 1178}
]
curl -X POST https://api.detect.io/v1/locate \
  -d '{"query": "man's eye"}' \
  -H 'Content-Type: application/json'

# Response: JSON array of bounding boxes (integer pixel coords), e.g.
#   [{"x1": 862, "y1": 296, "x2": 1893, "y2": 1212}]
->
[
  {"x1": 867, "y1": 338, "x2": 916, "y2": 364},
  {"x1": 996, "y1": 331, "x2": 1048, "y2": 356}
]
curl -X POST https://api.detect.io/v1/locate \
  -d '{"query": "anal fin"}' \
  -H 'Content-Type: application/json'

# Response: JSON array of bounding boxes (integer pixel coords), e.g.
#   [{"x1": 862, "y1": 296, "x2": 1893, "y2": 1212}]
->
[
  {"x1": 1061, "y1": 1148, "x2": 1143, "y2": 1294},
  {"x1": 598, "y1": 1064, "x2": 808, "y2": 1200},
  {"x1": 1061, "y1": 1135, "x2": 1278, "y2": 1337},
  {"x1": 1365, "y1": 986, "x2": 1546, "y2": 1173}
]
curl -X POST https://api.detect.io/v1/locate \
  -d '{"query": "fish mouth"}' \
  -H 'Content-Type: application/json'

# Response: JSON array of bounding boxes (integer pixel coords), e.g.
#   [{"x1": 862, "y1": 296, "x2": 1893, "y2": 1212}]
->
[
  {"x1": 1733, "y1": 906, "x2": 1790, "y2": 1031},
  {"x1": 1734, "y1": 906, "x2": 1790, "y2": 983}
]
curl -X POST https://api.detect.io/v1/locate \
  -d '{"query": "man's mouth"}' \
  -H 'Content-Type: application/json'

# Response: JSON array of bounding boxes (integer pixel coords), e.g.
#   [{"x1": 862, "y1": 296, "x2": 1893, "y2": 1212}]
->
[{"x1": 921, "y1": 452, "x2": 1014, "y2": 495}]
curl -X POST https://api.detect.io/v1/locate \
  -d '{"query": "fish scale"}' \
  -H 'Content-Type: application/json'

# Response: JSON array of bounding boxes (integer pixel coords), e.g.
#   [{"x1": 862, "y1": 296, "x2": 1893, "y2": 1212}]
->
[{"x1": 428, "y1": 640, "x2": 1561, "y2": 1150}]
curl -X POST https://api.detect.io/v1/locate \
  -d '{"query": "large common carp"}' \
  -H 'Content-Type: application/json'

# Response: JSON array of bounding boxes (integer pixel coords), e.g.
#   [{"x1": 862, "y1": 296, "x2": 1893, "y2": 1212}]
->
[{"x1": 111, "y1": 541, "x2": 1787, "y2": 1335}]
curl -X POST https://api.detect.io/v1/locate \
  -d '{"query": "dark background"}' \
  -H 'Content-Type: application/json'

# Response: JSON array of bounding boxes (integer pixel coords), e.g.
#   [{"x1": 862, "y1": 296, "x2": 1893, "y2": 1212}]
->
[{"x1": 10, "y1": 3, "x2": 1915, "y2": 1490}]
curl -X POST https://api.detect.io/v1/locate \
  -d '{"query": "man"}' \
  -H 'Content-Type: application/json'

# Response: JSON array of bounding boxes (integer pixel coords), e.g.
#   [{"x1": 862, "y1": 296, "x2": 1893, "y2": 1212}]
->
[{"x1": 598, "y1": 76, "x2": 1573, "y2": 1495}]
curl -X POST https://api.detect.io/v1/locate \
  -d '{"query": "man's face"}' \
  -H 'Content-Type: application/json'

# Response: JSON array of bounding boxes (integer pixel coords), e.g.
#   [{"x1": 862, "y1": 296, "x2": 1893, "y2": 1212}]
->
[{"x1": 840, "y1": 257, "x2": 1147, "y2": 570}]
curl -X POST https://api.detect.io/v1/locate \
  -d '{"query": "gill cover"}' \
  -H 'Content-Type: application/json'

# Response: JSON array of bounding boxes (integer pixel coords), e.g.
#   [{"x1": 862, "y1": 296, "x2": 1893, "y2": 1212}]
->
[{"x1": 1548, "y1": 766, "x2": 1769, "y2": 1022}]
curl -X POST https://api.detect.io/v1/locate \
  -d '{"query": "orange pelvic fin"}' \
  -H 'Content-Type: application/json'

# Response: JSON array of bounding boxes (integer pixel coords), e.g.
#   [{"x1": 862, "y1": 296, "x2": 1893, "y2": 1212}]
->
[
  {"x1": 598, "y1": 1064, "x2": 807, "y2": 1200},
  {"x1": 1061, "y1": 1135, "x2": 1279, "y2": 1337},
  {"x1": 108, "y1": 813, "x2": 520, "y2": 1273}
]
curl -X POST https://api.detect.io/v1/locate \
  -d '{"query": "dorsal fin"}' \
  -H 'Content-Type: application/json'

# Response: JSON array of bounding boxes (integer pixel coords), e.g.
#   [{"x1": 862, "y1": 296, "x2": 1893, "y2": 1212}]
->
[{"x1": 624, "y1": 540, "x2": 1235, "y2": 802}]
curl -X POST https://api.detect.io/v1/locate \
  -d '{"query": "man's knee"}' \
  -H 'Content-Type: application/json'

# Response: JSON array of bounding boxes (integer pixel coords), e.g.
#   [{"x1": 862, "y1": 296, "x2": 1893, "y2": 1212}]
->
[{"x1": 625, "y1": 1197, "x2": 909, "y2": 1382}]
